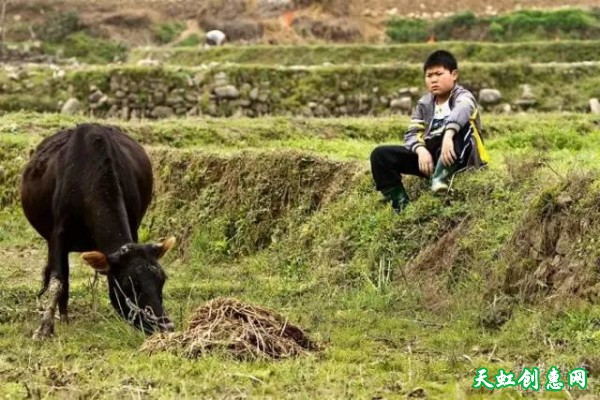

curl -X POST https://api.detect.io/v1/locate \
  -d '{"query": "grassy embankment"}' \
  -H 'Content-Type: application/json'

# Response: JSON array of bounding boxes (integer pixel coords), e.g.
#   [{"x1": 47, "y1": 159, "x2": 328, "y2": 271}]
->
[{"x1": 131, "y1": 41, "x2": 600, "y2": 66}]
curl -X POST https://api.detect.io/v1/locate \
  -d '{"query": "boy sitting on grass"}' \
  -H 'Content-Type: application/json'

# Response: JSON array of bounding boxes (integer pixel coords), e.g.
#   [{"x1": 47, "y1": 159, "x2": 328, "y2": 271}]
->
[{"x1": 370, "y1": 50, "x2": 489, "y2": 212}]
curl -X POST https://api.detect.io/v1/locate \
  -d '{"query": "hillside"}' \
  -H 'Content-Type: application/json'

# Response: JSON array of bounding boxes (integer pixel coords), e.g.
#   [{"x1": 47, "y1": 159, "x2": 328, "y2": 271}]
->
[{"x1": 4, "y1": 0, "x2": 600, "y2": 45}]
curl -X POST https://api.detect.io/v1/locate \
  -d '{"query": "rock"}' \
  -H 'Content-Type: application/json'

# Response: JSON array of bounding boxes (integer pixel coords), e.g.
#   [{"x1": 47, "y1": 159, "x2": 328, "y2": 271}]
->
[
  {"x1": 151, "y1": 106, "x2": 174, "y2": 119},
  {"x1": 556, "y1": 193, "x2": 573, "y2": 209},
  {"x1": 515, "y1": 98, "x2": 537, "y2": 109},
  {"x1": 214, "y1": 72, "x2": 229, "y2": 86},
  {"x1": 249, "y1": 88, "x2": 259, "y2": 100},
  {"x1": 88, "y1": 90, "x2": 104, "y2": 103},
  {"x1": 379, "y1": 96, "x2": 389, "y2": 106},
  {"x1": 153, "y1": 90, "x2": 165, "y2": 101},
  {"x1": 407, "y1": 387, "x2": 427, "y2": 398},
  {"x1": 185, "y1": 94, "x2": 198, "y2": 103},
  {"x1": 520, "y1": 84, "x2": 535, "y2": 100},
  {"x1": 214, "y1": 85, "x2": 240, "y2": 99},
  {"x1": 340, "y1": 81, "x2": 350, "y2": 91},
  {"x1": 239, "y1": 99, "x2": 252, "y2": 107},
  {"x1": 398, "y1": 87, "x2": 411, "y2": 96},
  {"x1": 115, "y1": 90, "x2": 126, "y2": 99},
  {"x1": 109, "y1": 77, "x2": 120, "y2": 92},
  {"x1": 136, "y1": 58, "x2": 161, "y2": 67},
  {"x1": 258, "y1": 92, "x2": 269, "y2": 103},
  {"x1": 240, "y1": 83, "x2": 252, "y2": 93},
  {"x1": 391, "y1": 96, "x2": 412, "y2": 113},
  {"x1": 206, "y1": 102, "x2": 218, "y2": 116},
  {"x1": 60, "y1": 98, "x2": 81, "y2": 115},
  {"x1": 314, "y1": 104, "x2": 330, "y2": 117},
  {"x1": 307, "y1": 102, "x2": 318, "y2": 110},
  {"x1": 121, "y1": 106, "x2": 129, "y2": 119},
  {"x1": 409, "y1": 87, "x2": 420, "y2": 96},
  {"x1": 255, "y1": 103, "x2": 269, "y2": 115},
  {"x1": 336, "y1": 94, "x2": 345, "y2": 105},
  {"x1": 258, "y1": 0, "x2": 293, "y2": 15},
  {"x1": 98, "y1": 94, "x2": 109, "y2": 106},
  {"x1": 500, "y1": 103, "x2": 512, "y2": 114},
  {"x1": 107, "y1": 105, "x2": 119, "y2": 117},
  {"x1": 291, "y1": 16, "x2": 360, "y2": 43},
  {"x1": 166, "y1": 96, "x2": 184, "y2": 106},
  {"x1": 357, "y1": 93, "x2": 370, "y2": 102},
  {"x1": 301, "y1": 107, "x2": 313, "y2": 117},
  {"x1": 590, "y1": 98, "x2": 600, "y2": 114},
  {"x1": 478, "y1": 88, "x2": 502, "y2": 105}
]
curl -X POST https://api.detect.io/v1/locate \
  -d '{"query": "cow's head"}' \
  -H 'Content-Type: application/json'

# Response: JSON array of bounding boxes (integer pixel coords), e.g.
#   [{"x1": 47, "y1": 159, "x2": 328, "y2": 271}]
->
[{"x1": 81, "y1": 237, "x2": 176, "y2": 335}]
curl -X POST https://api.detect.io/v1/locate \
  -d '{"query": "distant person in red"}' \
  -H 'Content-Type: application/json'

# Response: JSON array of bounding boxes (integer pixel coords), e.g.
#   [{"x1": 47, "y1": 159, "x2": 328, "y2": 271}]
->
[{"x1": 370, "y1": 50, "x2": 489, "y2": 212}]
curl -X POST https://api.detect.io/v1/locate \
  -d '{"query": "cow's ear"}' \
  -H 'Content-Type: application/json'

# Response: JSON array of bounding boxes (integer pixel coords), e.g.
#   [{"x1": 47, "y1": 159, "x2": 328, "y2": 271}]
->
[
  {"x1": 151, "y1": 236, "x2": 176, "y2": 259},
  {"x1": 81, "y1": 251, "x2": 111, "y2": 274}
]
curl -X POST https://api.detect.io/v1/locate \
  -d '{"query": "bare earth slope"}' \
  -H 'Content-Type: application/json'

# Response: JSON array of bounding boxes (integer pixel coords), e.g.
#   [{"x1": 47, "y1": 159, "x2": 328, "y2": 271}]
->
[{"x1": 6, "y1": 0, "x2": 600, "y2": 44}]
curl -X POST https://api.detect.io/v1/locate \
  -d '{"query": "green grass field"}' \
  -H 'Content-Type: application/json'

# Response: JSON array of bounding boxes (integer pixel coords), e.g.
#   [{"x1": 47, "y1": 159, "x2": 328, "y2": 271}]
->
[{"x1": 1, "y1": 113, "x2": 600, "y2": 398}]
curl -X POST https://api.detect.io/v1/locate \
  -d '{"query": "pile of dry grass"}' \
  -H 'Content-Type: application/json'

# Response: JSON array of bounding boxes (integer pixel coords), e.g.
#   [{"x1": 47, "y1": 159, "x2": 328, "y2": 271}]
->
[{"x1": 142, "y1": 297, "x2": 320, "y2": 360}]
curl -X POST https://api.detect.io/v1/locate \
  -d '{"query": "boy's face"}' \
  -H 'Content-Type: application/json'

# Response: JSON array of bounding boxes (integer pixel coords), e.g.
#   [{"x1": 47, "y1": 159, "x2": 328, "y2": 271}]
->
[{"x1": 425, "y1": 66, "x2": 457, "y2": 99}]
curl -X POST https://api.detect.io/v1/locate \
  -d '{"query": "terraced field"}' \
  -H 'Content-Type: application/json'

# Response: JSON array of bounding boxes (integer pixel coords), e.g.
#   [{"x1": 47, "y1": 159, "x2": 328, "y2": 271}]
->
[
  {"x1": 1, "y1": 112, "x2": 600, "y2": 398},
  {"x1": 2, "y1": 8, "x2": 600, "y2": 397}
]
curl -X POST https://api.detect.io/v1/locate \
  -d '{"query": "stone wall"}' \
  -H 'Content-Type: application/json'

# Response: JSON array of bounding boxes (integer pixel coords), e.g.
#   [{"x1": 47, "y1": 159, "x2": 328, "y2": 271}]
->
[{"x1": 1, "y1": 63, "x2": 599, "y2": 118}]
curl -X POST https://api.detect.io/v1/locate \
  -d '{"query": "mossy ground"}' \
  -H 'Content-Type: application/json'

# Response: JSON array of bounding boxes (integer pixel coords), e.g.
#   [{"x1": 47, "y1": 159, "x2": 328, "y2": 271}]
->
[{"x1": 1, "y1": 113, "x2": 600, "y2": 398}]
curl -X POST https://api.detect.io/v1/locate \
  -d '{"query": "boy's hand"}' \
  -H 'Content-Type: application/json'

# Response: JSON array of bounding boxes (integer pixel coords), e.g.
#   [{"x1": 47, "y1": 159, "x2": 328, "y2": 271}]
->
[
  {"x1": 441, "y1": 131, "x2": 457, "y2": 167},
  {"x1": 416, "y1": 147, "x2": 434, "y2": 176}
]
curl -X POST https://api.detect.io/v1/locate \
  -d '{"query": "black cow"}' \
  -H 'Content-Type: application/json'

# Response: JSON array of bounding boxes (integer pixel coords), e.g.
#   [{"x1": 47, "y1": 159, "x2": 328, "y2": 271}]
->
[{"x1": 21, "y1": 123, "x2": 176, "y2": 339}]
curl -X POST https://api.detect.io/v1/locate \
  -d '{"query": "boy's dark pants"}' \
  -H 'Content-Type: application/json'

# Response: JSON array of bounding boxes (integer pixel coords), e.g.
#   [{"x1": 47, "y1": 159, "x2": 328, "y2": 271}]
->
[{"x1": 370, "y1": 134, "x2": 470, "y2": 192}]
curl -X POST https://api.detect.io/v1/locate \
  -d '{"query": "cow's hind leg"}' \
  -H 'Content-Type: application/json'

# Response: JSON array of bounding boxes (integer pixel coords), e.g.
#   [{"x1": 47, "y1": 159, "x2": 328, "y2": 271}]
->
[
  {"x1": 36, "y1": 263, "x2": 52, "y2": 310},
  {"x1": 33, "y1": 231, "x2": 68, "y2": 339}
]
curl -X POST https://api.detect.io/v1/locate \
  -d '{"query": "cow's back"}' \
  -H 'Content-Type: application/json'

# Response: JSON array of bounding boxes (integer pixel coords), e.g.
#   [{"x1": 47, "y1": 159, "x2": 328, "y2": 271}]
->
[{"x1": 21, "y1": 124, "x2": 153, "y2": 251}]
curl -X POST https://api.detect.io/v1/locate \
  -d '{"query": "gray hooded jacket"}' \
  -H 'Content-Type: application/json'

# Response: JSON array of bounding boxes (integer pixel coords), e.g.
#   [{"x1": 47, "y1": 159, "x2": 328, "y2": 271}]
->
[{"x1": 404, "y1": 84, "x2": 484, "y2": 159}]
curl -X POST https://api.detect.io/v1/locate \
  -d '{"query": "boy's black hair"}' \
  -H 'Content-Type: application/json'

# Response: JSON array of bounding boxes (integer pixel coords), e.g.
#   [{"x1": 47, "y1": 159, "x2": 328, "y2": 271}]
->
[{"x1": 423, "y1": 50, "x2": 458, "y2": 72}]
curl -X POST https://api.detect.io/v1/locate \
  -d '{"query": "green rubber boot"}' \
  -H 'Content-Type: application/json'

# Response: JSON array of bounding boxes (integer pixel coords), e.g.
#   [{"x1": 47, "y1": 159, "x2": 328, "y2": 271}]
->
[
  {"x1": 430, "y1": 159, "x2": 457, "y2": 193},
  {"x1": 382, "y1": 184, "x2": 410, "y2": 213}
]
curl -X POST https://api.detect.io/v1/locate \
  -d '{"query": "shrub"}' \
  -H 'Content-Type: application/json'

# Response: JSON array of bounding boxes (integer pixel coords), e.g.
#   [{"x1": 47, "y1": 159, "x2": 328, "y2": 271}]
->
[
  {"x1": 153, "y1": 22, "x2": 186, "y2": 44},
  {"x1": 385, "y1": 18, "x2": 429, "y2": 43},
  {"x1": 35, "y1": 11, "x2": 82, "y2": 43},
  {"x1": 387, "y1": 8, "x2": 600, "y2": 42},
  {"x1": 177, "y1": 33, "x2": 202, "y2": 47},
  {"x1": 60, "y1": 32, "x2": 128, "y2": 63}
]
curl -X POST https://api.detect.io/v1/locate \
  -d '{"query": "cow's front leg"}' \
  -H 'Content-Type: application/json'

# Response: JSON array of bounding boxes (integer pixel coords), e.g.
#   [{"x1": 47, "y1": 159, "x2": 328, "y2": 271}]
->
[
  {"x1": 33, "y1": 277, "x2": 62, "y2": 339},
  {"x1": 33, "y1": 232, "x2": 68, "y2": 339}
]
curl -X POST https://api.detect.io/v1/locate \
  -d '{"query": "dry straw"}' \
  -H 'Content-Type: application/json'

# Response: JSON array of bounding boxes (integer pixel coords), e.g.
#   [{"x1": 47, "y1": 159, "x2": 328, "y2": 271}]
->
[{"x1": 142, "y1": 297, "x2": 320, "y2": 360}]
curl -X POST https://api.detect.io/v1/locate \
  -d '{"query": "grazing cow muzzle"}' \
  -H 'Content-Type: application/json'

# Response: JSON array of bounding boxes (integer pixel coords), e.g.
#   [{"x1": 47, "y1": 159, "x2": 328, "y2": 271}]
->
[{"x1": 82, "y1": 238, "x2": 177, "y2": 335}]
